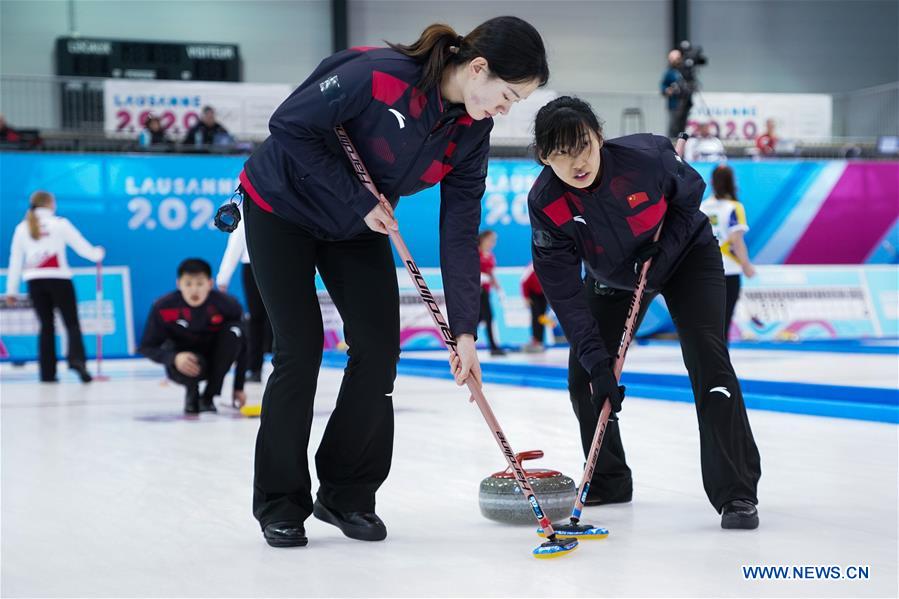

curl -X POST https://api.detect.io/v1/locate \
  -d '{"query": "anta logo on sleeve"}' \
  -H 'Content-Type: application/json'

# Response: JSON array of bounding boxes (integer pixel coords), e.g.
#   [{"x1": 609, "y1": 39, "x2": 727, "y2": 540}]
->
[{"x1": 387, "y1": 108, "x2": 406, "y2": 129}]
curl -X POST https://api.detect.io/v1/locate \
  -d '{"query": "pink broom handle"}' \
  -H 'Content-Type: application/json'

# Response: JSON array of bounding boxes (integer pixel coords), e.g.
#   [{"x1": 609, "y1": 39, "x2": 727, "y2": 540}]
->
[
  {"x1": 569, "y1": 133, "x2": 688, "y2": 523},
  {"x1": 96, "y1": 259, "x2": 104, "y2": 377},
  {"x1": 334, "y1": 125, "x2": 559, "y2": 539}
]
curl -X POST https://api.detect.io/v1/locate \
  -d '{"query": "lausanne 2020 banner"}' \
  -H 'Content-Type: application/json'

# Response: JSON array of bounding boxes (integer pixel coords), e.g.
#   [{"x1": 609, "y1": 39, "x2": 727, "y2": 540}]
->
[{"x1": 1, "y1": 152, "x2": 896, "y2": 359}]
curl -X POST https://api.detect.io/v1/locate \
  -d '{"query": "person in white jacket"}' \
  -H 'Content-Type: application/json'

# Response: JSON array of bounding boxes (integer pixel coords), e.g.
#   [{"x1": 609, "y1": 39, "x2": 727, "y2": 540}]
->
[
  {"x1": 216, "y1": 204, "x2": 270, "y2": 382},
  {"x1": 684, "y1": 122, "x2": 727, "y2": 163},
  {"x1": 5, "y1": 191, "x2": 105, "y2": 382}
]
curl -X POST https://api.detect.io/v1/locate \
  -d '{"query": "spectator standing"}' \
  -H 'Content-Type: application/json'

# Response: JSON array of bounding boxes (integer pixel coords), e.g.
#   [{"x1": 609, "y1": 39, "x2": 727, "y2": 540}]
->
[{"x1": 684, "y1": 122, "x2": 726, "y2": 163}]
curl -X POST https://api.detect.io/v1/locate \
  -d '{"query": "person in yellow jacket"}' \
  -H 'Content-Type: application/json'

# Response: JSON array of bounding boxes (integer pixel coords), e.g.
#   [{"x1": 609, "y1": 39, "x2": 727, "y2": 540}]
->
[{"x1": 700, "y1": 165, "x2": 756, "y2": 344}]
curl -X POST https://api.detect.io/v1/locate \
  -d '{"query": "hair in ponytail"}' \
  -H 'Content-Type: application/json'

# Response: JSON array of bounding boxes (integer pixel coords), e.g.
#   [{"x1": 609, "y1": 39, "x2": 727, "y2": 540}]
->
[
  {"x1": 388, "y1": 16, "x2": 549, "y2": 92},
  {"x1": 26, "y1": 190, "x2": 54, "y2": 240}
]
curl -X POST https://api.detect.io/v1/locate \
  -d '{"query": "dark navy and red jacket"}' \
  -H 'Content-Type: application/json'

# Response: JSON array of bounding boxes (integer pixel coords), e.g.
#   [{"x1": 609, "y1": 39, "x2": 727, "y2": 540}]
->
[
  {"x1": 139, "y1": 289, "x2": 243, "y2": 367},
  {"x1": 528, "y1": 133, "x2": 713, "y2": 374},
  {"x1": 240, "y1": 47, "x2": 492, "y2": 337}
]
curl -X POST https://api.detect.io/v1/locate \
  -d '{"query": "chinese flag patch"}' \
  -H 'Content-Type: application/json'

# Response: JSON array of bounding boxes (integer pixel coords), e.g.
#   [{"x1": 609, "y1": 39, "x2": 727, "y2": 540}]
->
[{"x1": 626, "y1": 192, "x2": 650, "y2": 207}]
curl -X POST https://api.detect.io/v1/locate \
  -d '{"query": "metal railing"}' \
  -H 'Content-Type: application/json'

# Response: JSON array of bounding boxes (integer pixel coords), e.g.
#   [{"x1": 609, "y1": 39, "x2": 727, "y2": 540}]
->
[
  {"x1": 1, "y1": 74, "x2": 108, "y2": 133},
  {"x1": 2, "y1": 74, "x2": 897, "y2": 147},
  {"x1": 833, "y1": 81, "x2": 899, "y2": 138}
]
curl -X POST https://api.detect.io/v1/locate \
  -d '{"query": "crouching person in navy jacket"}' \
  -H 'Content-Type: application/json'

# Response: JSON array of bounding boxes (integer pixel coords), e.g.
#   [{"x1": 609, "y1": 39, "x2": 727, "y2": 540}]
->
[{"x1": 140, "y1": 258, "x2": 247, "y2": 414}]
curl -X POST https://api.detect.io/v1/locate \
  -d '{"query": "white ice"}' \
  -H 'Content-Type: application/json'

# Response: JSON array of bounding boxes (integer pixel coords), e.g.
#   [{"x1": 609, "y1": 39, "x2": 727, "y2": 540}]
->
[{"x1": 1, "y1": 351, "x2": 897, "y2": 598}]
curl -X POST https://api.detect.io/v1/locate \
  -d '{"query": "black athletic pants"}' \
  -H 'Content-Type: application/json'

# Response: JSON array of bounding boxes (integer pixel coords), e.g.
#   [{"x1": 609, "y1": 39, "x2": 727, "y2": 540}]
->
[
  {"x1": 724, "y1": 274, "x2": 741, "y2": 345},
  {"x1": 164, "y1": 327, "x2": 244, "y2": 398},
  {"x1": 528, "y1": 292, "x2": 548, "y2": 344},
  {"x1": 568, "y1": 241, "x2": 761, "y2": 511},
  {"x1": 27, "y1": 278, "x2": 86, "y2": 381},
  {"x1": 478, "y1": 288, "x2": 499, "y2": 350},
  {"x1": 241, "y1": 264, "x2": 272, "y2": 373},
  {"x1": 243, "y1": 196, "x2": 400, "y2": 528},
  {"x1": 668, "y1": 95, "x2": 693, "y2": 138}
]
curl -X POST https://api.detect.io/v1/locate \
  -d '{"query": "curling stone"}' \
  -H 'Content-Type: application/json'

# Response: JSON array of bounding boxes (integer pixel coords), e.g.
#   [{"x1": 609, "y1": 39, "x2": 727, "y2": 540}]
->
[{"x1": 479, "y1": 450, "x2": 576, "y2": 524}]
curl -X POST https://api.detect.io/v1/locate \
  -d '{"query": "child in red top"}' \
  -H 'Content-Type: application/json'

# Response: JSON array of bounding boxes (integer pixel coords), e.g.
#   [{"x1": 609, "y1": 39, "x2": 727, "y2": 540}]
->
[{"x1": 477, "y1": 230, "x2": 505, "y2": 356}]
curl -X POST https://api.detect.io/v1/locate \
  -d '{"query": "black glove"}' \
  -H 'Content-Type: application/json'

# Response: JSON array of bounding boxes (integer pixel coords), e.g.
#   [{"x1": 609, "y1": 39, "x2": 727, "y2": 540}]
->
[
  {"x1": 590, "y1": 361, "x2": 626, "y2": 418},
  {"x1": 634, "y1": 240, "x2": 661, "y2": 274}
]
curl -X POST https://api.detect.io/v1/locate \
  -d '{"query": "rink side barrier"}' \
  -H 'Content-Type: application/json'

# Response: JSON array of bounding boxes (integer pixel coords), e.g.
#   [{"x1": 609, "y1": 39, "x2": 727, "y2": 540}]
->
[
  {"x1": 1, "y1": 153, "x2": 897, "y2": 345},
  {"x1": 320, "y1": 352, "x2": 898, "y2": 424},
  {"x1": 0, "y1": 267, "x2": 135, "y2": 360}
]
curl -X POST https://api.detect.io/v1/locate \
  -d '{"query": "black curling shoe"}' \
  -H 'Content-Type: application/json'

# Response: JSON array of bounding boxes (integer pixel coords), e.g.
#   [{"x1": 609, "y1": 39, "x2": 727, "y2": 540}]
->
[
  {"x1": 312, "y1": 499, "x2": 387, "y2": 541},
  {"x1": 69, "y1": 363, "x2": 93, "y2": 383},
  {"x1": 584, "y1": 477, "x2": 633, "y2": 506},
  {"x1": 263, "y1": 522, "x2": 308, "y2": 548},
  {"x1": 198, "y1": 395, "x2": 217, "y2": 413},
  {"x1": 184, "y1": 385, "x2": 200, "y2": 414},
  {"x1": 584, "y1": 488, "x2": 633, "y2": 506},
  {"x1": 721, "y1": 499, "x2": 759, "y2": 530}
]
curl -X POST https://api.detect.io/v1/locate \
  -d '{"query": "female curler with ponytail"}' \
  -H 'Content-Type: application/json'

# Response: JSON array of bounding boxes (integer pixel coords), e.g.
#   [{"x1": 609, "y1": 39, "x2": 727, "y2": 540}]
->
[
  {"x1": 6, "y1": 190, "x2": 104, "y2": 383},
  {"x1": 26, "y1": 190, "x2": 54, "y2": 240},
  {"x1": 238, "y1": 15, "x2": 549, "y2": 549}
]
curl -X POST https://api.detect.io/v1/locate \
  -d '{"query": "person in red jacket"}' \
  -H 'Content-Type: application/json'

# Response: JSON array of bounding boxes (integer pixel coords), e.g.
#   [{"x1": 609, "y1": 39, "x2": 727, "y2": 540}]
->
[
  {"x1": 755, "y1": 118, "x2": 778, "y2": 155},
  {"x1": 477, "y1": 229, "x2": 506, "y2": 356},
  {"x1": 520, "y1": 262, "x2": 548, "y2": 353},
  {"x1": 237, "y1": 17, "x2": 549, "y2": 548}
]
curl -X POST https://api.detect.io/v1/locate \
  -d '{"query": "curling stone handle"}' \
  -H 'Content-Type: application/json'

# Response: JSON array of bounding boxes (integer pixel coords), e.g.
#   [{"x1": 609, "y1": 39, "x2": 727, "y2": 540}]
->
[
  {"x1": 498, "y1": 450, "x2": 545, "y2": 476},
  {"x1": 515, "y1": 450, "x2": 544, "y2": 463}
]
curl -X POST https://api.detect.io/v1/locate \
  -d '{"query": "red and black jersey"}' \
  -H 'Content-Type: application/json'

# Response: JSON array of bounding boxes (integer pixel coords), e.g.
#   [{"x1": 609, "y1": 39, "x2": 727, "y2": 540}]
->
[
  {"x1": 240, "y1": 46, "x2": 492, "y2": 337},
  {"x1": 479, "y1": 251, "x2": 496, "y2": 290},
  {"x1": 521, "y1": 264, "x2": 543, "y2": 297},
  {"x1": 528, "y1": 133, "x2": 712, "y2": 374},
  {"x1": 139, "y1": 289, "x2": 243, "y2": 366}
]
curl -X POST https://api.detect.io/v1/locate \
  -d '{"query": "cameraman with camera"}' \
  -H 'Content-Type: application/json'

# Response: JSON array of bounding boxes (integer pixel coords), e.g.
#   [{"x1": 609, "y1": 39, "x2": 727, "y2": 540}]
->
[{"x1": 661, "y1": 42, "x2": 706, "y2": 138}]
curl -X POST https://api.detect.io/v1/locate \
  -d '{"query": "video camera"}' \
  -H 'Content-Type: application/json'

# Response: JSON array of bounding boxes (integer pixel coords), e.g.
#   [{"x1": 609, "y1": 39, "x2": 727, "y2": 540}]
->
[{"x1": 677, "y1": 40, "x2": 707, "y2": 83}]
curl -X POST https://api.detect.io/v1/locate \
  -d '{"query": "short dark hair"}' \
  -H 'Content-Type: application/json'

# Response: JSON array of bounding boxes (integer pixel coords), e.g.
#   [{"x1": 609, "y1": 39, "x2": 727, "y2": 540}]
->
[
  {"x1": 533, "y1": 96, "x2": 604, "y2": 164},
  {"x1": 177, "y1": 258, "x2": 212, "y2": 278},
  {"x1": 201, "y1": 105, "x2": 214, "y2": 114}
]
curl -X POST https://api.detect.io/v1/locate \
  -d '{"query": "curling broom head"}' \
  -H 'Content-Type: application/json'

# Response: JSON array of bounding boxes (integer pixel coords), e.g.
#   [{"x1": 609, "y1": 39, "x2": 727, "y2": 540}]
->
[
  {"x1": 532, "y1": 536, "x2": 578, "y2": 559},
  {"x1": 538, "y1": 522, "x2": 609, "y2": 539}
]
